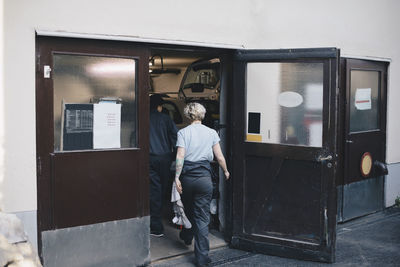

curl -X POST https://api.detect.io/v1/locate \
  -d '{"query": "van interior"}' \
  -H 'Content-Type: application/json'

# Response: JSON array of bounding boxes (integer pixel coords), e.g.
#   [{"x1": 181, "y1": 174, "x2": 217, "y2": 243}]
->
[{"x1": 148, "y1": 47, "x2": 228, "y2": 262}]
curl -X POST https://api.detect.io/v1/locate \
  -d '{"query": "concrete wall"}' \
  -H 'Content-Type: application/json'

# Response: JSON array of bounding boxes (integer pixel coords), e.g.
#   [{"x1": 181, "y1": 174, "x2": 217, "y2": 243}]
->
[
  {"x1": 386, "y1": 163, "x2": 400, "y2": 207},
  {"x1": 15, "y1": 210, "x2": 38, "y2": 252},
  {"x1": 0, "y1": 0, "x2": 4, "y2": 211},
  {"x1": 1, "y1": 0, "x2": 400, "y2": 248}
]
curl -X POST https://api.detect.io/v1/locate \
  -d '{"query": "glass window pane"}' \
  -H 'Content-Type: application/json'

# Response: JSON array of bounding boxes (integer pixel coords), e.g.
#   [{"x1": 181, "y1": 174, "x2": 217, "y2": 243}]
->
[
  {"x1": 53, "y1": 54, "x2": 137, "y2": 151},
  {"x1": 246, "y1": 62, "x2": 324, "y2": 147},
  {"x1": 349, "y1": 70, "x2": 380, "y2": 132}
]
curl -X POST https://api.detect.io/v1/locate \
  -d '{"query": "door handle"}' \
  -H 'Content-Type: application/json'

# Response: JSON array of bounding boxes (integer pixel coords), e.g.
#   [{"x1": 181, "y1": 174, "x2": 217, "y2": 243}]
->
[
  {"x1": 346, "y1": 140, "x2": 353, "y2": 144},
  {"x1": 317, "y1": 155, "x2": 333, "y2": 162},
  {"x1": 374, "y1": 160, "x2": 388, "y2": 175}
]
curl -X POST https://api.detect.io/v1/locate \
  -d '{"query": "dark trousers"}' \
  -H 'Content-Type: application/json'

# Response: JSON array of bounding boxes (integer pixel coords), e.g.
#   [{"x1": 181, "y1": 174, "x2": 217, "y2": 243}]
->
[
  {"x1": 180, "y1": 175, "x2": 213, "y2": 265},
  {"x1": 150, "y1": 154, "x2": 172, "y2": 233}
]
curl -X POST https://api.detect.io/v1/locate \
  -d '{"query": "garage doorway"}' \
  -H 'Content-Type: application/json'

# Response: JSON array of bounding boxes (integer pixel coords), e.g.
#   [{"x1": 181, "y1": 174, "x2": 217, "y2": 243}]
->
[{"x1": 147, "y1": 46, "x2": 232, "y2": 262}]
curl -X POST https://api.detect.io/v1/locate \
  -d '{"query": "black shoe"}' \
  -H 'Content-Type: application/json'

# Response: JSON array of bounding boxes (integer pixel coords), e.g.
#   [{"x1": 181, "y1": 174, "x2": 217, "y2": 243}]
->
[
  {"x1": 196, "y1": 258, "x2": 212, "y2": 267},
  {"x1": 150, "y1": 230, "x2": 164, "y2": 237},
  {"x1": 179, "y1": 231, "x2": 192, "y2": 245}
]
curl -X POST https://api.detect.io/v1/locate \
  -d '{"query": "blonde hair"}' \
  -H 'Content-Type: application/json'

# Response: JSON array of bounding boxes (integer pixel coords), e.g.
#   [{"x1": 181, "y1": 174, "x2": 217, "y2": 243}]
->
[{"x1": 184, "y1": 102, "x2": 206, "y2": 121}]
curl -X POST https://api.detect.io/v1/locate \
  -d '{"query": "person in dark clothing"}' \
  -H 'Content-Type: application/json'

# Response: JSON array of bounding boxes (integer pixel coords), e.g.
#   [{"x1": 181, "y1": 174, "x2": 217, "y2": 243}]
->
[
  {"x1": 149, "y1": 94, "x2": 178, "y2": 237},
  {"x1": 174, "y1": 102, "x2": 230, "y2": 267}
]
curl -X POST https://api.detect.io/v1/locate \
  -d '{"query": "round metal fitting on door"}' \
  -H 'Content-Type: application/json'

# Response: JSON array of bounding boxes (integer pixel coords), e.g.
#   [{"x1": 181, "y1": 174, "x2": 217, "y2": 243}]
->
[{"x1": 360, "y1": 152, "x2": 372, "y2": 177}]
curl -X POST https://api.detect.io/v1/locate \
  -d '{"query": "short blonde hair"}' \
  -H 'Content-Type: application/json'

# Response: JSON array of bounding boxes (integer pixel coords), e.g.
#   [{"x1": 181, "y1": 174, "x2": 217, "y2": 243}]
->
[{"x1": 184, "y1": 102, "x2": 206, "y2": 121}]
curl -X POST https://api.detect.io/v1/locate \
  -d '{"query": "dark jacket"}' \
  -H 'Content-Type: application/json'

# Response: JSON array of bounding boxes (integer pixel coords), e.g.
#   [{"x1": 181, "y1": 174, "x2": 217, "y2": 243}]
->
[{"x1": 149, "y1": 110, "x2": 178, "y2": 156}]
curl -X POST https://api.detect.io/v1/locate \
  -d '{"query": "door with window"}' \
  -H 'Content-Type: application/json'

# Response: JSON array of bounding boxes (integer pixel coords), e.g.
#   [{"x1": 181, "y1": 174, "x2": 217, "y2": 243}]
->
[
  {"x1": 36, "y1": 37, "x2": 149, "y2": 240},
  {"x1": 231, "y1": 48, "x2": 339, "y2": 262},
  {"x1": 340, "y1": 59, "x2": 388, "y2": 221}
]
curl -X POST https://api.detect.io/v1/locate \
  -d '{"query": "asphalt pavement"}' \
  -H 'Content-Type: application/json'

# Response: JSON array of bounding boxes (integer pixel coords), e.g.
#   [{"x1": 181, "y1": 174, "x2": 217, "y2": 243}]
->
[{"x1": 152, "y1": 207, "x2": 400, "y2": 266}]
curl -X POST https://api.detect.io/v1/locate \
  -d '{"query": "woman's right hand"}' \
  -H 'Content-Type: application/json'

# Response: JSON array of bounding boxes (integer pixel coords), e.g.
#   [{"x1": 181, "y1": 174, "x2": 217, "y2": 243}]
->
[{"x1": 175, "y1": 179, "x2": 183, "y2": 194}]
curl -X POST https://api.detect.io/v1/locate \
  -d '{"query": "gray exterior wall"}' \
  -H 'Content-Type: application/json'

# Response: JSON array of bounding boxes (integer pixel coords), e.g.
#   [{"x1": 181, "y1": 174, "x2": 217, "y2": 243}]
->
[
  {"x1": 386, "y1": 163, "x2": 400, "y2": 207},
  {"x1": 15, "y1": 210, "x2": 38, "y2": 252}
]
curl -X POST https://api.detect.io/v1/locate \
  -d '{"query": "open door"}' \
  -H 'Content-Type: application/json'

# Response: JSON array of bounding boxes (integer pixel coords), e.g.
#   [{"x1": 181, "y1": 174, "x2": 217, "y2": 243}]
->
[{"x1": 231, "y1": 48, "x2": 339, "y2": 262}]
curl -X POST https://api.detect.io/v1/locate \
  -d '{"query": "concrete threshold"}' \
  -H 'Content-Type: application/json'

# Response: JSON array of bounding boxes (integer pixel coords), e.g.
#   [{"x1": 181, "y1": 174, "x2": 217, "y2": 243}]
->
[{"x1": 151, "y1": 244, "x2": 229, "y2": 266}]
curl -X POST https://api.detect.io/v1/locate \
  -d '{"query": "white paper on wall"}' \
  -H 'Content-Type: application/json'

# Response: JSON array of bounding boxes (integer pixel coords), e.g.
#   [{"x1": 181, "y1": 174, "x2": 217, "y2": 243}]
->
[
  {"x1": 93, "y1": 103, "x2": 121, "y2": 149},
  {"x1": 355, "y1": 88, "x2": 372, "y2": 110}
]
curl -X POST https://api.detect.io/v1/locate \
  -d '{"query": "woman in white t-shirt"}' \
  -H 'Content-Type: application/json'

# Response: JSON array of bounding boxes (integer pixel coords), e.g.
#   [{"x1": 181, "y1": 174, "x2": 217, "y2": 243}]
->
[{"x1": 174, "y1": 102, "x2": 230, "y2": 267}]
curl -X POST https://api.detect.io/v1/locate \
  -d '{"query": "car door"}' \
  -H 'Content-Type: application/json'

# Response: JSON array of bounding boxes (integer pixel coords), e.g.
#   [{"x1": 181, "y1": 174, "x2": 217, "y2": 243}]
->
[{"x1": 231, "y1": 48, "x2": 339, "y2": 262}]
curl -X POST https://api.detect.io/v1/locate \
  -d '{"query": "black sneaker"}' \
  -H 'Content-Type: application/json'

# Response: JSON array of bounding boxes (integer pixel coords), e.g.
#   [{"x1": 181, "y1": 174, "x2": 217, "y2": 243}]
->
[
  {"x1": 150, "y1": 231, "x2": 164, "y2": 237},
  {"x1": 179, "y1": 231, "x2": 192, "y2": 245}
]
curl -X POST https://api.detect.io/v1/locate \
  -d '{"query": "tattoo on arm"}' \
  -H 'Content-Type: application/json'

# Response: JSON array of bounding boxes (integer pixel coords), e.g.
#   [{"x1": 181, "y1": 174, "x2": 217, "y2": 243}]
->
[{"x1": 175, "y1": 158, "x2": 184, "y2": 180}]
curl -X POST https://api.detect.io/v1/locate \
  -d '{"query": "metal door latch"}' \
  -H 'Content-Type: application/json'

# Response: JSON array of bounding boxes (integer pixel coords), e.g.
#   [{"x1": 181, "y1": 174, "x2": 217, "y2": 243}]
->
[
  {"x1": 44, "y1": 65, "x2": 51, "y2": 78},
  {"x1": 317, "y1": 155, "x2": 333, "y2": 162}
]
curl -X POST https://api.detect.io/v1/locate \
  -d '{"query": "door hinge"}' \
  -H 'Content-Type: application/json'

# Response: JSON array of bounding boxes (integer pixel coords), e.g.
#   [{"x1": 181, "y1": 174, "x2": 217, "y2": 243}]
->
[
  {"x1": 36, "y1": 53, "x2": 41, "y2": 71},
  {"x1": 37, "y1": 156, "x2": 42, "y2": 177}
]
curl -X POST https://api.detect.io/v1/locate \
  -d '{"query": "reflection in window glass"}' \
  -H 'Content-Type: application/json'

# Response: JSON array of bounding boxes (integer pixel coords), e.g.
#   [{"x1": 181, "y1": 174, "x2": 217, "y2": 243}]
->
[
  {"x1": 349, "y1": 70, "x2": 380, "y2": 132},
  {"x1": 246, "y1": 62, "x2": 324, "y2": 147},
  {"x1": 53, "y1": 54, "x2": 137, "y2": 151}
]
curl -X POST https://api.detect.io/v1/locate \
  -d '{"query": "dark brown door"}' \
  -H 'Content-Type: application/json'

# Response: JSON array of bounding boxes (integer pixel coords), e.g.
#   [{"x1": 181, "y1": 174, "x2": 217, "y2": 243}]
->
[
  {"x1": 341, "y1": 59, "x2": 388, "y2": 221},
  {"x1": 36, "y1": 37, "x2": 150, "y2": 234},
  {"x1": 231, "y1": 48, "x2": 339, "y2": 262}
]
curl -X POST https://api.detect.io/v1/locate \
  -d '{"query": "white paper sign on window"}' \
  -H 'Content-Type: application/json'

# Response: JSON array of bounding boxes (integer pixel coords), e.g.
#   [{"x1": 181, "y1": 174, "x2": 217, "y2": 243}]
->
[
  {"x1": 93, "y1": 103, "x2": 121, "y2": 149},
  {"x1": 355, "y1": 88, "x2": 372, "y2": 110}
]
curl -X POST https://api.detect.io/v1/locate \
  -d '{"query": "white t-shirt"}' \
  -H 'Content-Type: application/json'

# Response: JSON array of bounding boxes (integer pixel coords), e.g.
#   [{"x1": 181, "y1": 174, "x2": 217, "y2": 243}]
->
[{"x1": 176, "y1": 123, "x2": 220, "y2": 162}]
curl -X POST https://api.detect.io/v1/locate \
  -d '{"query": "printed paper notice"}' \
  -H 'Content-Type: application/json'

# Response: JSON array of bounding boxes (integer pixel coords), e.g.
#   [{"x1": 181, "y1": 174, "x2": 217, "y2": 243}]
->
[
  {"x1": 93, "y1": 103, "x2": 121, "y2": 149},
  {"x1": 355, "y1": 88, "x2": 372, "y2": 110}
]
